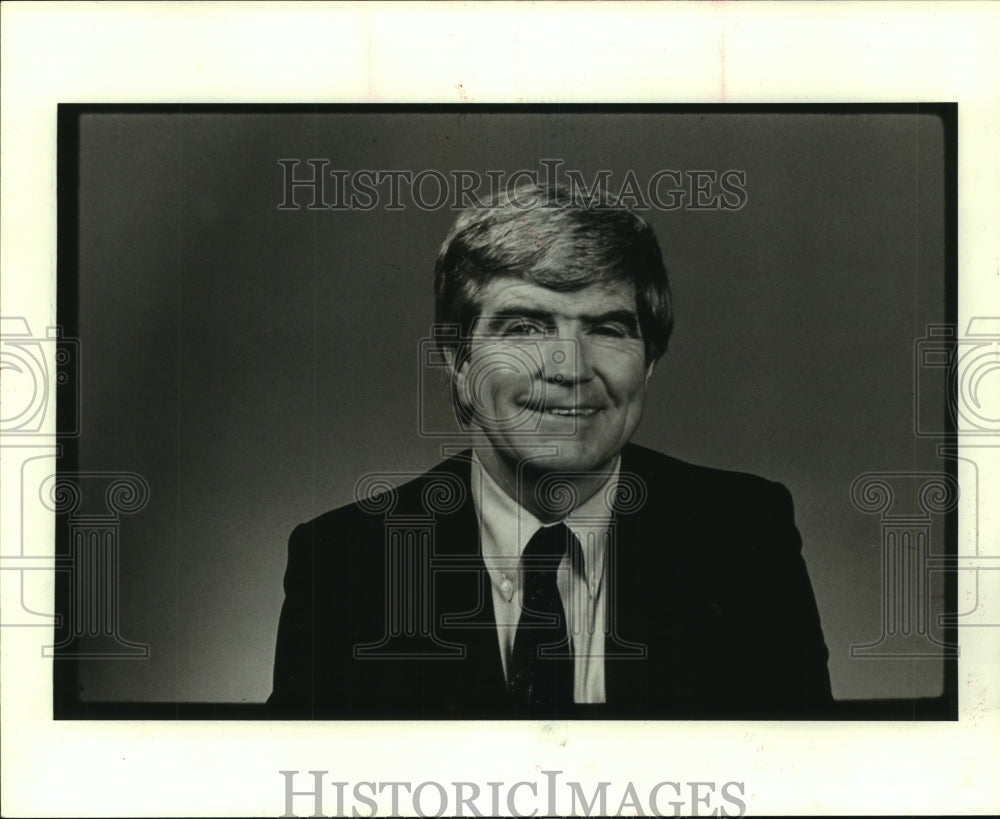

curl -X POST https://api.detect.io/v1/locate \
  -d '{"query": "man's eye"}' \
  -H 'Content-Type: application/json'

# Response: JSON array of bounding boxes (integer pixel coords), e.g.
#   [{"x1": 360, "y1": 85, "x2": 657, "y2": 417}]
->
[
  {"x1": 503, "y1": 320, "x2": 543, "y2": 336},
  {"x1": 591, "y1": 324, "x2": 630, "y2": 338}
]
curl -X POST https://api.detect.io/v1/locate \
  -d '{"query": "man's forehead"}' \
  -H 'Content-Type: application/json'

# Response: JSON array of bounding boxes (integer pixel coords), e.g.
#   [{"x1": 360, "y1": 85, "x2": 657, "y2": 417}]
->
[{"x1": 475, "y1": 277, "x2": 638, "y2": 314}]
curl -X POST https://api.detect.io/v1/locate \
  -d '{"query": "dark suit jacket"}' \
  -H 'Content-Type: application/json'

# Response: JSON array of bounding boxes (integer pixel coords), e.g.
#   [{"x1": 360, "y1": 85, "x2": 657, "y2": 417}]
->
[{"x1": 268, "y1": 444, "x2": 833, "y2": 719}]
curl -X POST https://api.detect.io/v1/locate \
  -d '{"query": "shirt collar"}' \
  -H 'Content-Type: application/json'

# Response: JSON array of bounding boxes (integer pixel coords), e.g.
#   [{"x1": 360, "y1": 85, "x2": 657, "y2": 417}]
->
[{"x1": 471, "y1": 450, "x2": 619, "y2": 598}]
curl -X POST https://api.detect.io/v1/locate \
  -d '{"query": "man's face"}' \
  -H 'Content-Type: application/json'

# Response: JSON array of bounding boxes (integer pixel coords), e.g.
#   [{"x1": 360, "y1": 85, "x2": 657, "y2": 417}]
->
[{"x1": 454, "y1": 276, "x2": 655, "y2": 482}]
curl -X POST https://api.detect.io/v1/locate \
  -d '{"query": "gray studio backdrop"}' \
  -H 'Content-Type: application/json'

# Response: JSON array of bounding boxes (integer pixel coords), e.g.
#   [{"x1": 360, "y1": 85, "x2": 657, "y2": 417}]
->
[{"x1": 73, "y1": 110, "x2": 948, "y2": 704}]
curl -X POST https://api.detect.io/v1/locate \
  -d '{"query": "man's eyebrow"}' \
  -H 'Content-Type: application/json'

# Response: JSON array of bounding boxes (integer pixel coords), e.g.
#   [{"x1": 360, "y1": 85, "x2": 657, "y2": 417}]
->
[
  {"x1": 580, "y1": 309, "x2": 640, "y2": 330},
  {"x1": 479, "y1": 308, "x2": 557, "y2": 327}
]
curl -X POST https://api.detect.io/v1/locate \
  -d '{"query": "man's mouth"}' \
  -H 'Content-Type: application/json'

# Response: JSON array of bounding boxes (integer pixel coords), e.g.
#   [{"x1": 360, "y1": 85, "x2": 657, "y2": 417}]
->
[
  {"x1": 518, "y1": 400, "x2": 601, "y2": 417},
  {"x1": 541, "y1": 406, "x2": 598, "y2": 417}
]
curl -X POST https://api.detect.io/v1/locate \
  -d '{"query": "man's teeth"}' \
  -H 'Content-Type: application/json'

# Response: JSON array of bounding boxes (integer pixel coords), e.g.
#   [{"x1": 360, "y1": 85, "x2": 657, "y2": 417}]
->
[{"x1": 544, "y1": 407, "x2": 597, "y2": 416}]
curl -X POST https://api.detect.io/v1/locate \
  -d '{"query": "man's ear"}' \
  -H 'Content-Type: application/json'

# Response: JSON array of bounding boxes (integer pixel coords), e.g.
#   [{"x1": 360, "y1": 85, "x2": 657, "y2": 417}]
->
[
  {"x1": 644, "y1": 358, "x2": 657, "y2": 384},
  {"x1": 442, "y1": 347, "x2": 469, "y2": 404}
]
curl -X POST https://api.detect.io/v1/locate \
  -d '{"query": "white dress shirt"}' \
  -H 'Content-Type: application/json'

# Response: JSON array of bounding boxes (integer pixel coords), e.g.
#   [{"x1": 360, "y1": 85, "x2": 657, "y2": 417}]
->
[{"x1": 470, "y1": 451, "x2": 618, "y2": 704}]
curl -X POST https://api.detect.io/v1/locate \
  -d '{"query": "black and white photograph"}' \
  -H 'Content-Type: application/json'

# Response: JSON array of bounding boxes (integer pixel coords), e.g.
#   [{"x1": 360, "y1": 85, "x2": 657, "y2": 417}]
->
[
  {"x1": 52, "y1": 105, "x2": 955, "y2": 721},
  {"x1": 2, "y1": 4, "x2": 998, "y2": 818}
]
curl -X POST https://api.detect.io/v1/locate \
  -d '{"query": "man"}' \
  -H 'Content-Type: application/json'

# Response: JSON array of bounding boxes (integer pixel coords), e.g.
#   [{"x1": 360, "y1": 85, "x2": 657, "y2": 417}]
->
[{"x1": 268, "y1": 183, "x2": 833, "y2": 719}]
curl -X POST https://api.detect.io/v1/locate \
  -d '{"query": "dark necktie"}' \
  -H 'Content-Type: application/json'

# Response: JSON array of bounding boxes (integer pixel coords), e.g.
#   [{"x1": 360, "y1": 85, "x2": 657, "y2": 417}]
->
[{"x1": 508, "y1": 522, "x2": 577, "y2": 710}]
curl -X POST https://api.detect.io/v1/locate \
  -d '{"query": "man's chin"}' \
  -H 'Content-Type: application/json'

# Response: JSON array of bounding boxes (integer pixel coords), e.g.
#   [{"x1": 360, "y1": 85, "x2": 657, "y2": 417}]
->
[{"x1": 513, "y1": 442, "x2": 616, "y2": 477}]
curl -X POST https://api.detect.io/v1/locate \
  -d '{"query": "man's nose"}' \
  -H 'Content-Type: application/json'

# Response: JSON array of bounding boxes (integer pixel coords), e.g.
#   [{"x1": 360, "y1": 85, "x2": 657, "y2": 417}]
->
[{"x1": 543, "y1": 332, "x2": 594, "y2": 385}]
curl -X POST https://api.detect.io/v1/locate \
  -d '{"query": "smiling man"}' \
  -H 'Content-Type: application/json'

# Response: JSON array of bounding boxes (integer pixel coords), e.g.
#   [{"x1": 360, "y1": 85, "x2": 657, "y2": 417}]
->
[
  {"x1": 458, "y1": 278, "x2": 651, "y2": 515},
  {"x1": 268, "y1": 183, "x2": 834, "y2": 719}
]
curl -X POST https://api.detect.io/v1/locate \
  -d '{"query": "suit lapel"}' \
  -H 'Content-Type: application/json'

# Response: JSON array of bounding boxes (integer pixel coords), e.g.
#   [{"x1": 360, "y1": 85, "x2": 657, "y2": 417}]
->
[
  {"x1": 603, "y1": 445, "x2": 685, "y2": 706},
  {"x1": 422, "y1": 447, "x2": 698, "y2": 712},
  {"x1": 425, "y1": 454, "x2": 508, "y2": 704}
]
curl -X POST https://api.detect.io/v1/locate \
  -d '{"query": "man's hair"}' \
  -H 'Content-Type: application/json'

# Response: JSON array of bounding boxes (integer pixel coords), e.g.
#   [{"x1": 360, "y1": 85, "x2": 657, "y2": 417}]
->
[{"x1": 433, "y1": 183, "x2": 675, "y2": 363}]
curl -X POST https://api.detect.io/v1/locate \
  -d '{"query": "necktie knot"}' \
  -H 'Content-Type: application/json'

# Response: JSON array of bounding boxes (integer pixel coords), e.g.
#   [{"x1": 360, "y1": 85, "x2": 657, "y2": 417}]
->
[{"x1": 522, "y1": 522, "x2": 572, "y2": 566}]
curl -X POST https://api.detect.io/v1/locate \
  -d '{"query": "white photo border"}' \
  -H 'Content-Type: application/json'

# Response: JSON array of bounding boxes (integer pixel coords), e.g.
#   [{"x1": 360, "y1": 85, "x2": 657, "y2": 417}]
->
[{"x1": 2, "y1": 2, "x2": 998, "y2": 817}]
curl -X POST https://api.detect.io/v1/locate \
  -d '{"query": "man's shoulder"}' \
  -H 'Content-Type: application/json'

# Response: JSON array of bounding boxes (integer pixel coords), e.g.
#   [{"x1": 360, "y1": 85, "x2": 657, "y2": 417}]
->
[
  {"x1": 297, "y1": 452, "x2": 474, "y2": 536},
  {"x1": 619, "y1": 444, "x2": 804, "y2": 575},
  {"x1": 298, "y1": 445, "x2": 792, "y2": 535},
  {"x1": 622, "y1": 443, "x2": 787, "y2": 498}
]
